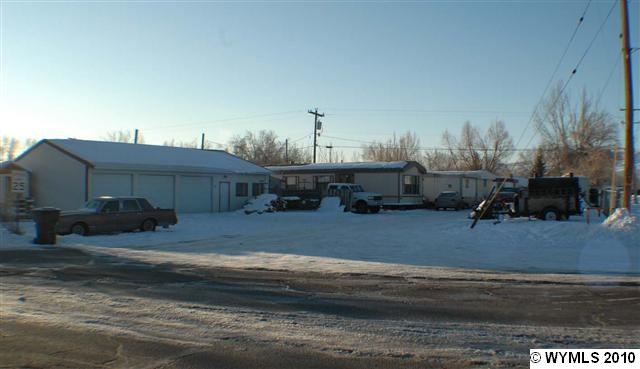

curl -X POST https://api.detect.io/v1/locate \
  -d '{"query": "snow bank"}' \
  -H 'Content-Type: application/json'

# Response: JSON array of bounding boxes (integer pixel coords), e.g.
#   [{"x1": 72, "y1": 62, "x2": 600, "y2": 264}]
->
[
  {"x1": 242, "y1": 194, "x2": 279, "y2": 214},
  {"x1": 317, "y1": 197, "x2": 344, "y2": 213},
  {"x1": 2, "y1": 204, "x2": 638, "y2": 276},
  {"x1": 602, "y1": 208, "x2": 639, "y2": 232}
]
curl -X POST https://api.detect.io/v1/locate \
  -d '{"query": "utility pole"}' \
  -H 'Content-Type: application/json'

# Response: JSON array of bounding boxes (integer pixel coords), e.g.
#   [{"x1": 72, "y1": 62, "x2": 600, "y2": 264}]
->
[
  {"x1": 326, "y1": 144, "x2": 333, "y2": 163},
  {"x1": 134, "y1": 129, "x2": 139, "y2": 144},
  {"x1": 620, "y1": 0, "x2": 635, "y2": 210},
  {"x1": 285, "y1": 138, "x2": 289, "y2": 163},
  {"x1": 308, "y1": 108, "x2": 324, "y2": 163},
  {"x1": 201, "y1": 133, "x2": 205, "y2": 150}
]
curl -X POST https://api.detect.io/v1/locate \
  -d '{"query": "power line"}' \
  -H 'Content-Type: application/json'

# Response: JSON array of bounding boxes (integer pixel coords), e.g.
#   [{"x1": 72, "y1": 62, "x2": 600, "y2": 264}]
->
[
  {"x1": 322, "y1": 134, "x2": 373, "y2": 144},
  {"x1": 140, "y1": 110, "x2": 304, "y2": 132},
  {"x1": 324, "y1": 108, "x2": 530, "y2": 116},
  {"x1": 597, "y1": 55, "x2": 621, "y2": 104},
  {"x1": 572, "y1": 0, "x2": 617, "y2": 76},
  {"x1": 325, "y1": 144, "x2": 617, "y2": 153},
  {"x1": 290, "y1": 133, "x2": 313, "y2": 143},
  {"x1": 518, "y1": 1, "x2": 617, "y2": 156},
  {"x1": 513, "y1": 0, "x2": 593, "y2": 153}
]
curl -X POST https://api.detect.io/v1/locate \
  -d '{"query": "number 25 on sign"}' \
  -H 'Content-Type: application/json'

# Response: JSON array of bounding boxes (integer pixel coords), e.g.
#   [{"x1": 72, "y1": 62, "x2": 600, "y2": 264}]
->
[{"x1": 11, "y1": 173, "x2": 27, "y2": 193}]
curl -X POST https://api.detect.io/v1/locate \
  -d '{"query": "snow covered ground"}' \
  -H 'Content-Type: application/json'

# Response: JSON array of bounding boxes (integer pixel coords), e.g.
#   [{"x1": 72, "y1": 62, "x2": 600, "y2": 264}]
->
[{"x1": 1, "y1": 201, "x2": 638, "y2": 277}]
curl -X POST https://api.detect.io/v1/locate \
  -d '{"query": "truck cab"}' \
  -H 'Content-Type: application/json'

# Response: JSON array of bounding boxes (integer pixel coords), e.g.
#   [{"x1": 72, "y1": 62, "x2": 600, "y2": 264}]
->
[{"x1": 326, "y1": 183, "x2": 383, "y2": 213}]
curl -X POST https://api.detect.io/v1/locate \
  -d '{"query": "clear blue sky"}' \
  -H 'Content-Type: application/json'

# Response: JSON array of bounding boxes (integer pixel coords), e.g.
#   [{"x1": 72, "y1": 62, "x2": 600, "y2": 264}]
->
[{"x1": 1, "y1": 0, "x2": 637, "y2": 160}]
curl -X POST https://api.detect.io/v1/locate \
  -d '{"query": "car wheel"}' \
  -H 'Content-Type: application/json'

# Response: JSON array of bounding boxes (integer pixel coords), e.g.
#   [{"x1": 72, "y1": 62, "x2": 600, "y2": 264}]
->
[
  {"x1": 541, "y1": 207, "x2": 559, "y2": 221},
  {"x1": 71, "y1": 223, "x2": 87, "y2": 236},
  {"x1": 141, "y1": 219, "x2": 156, "y2": 232},
  {"x1": 355, "y1": 201, "x2": 368, "y2": 214}
]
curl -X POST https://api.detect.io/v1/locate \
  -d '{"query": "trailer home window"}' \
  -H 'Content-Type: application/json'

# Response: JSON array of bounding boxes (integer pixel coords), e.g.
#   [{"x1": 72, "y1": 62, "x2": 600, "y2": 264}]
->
[
  {"x1": 403, "y1": 175, "x2": 419, "y2": 195},
  {"x1": 285, "y1": 176, "x2": 298, "y2": 190}
]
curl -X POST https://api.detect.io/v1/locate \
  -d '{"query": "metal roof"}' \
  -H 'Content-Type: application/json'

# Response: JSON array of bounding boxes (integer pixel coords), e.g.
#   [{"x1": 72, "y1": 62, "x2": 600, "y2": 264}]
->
[
  {"x1": 18, "y1": 139, "x2": 271, "y2": 175},
  {"x1": 266, "y1": 161, "x2": 426, "y2": 174}
]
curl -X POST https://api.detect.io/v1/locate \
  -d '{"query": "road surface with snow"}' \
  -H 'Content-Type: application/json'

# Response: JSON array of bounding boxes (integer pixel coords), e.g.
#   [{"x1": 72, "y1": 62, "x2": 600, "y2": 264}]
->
[{"x1": 1, "y1": 205, "x2": 638, "y2": 368}]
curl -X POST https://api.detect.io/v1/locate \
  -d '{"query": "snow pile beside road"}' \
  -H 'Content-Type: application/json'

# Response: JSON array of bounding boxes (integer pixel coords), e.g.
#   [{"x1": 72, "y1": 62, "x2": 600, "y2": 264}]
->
[
  {"x1": 2, "y1": 205, "x2": 639, "y2": 275},
  {"x1": 602, "y1": 208, "x2": 639, "y2": 232},
  {"x1": 317, "y1": 197, "x2": 344, "y2": 213},
  {"x1": 243, "y1": 194, "x2": 279, "y2": 214}
]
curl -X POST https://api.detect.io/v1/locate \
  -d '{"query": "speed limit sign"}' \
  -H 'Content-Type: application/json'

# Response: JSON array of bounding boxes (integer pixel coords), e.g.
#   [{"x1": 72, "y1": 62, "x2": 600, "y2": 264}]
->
[{"x1": 11, "y1": 172, "x2": 27, "y2": 193}]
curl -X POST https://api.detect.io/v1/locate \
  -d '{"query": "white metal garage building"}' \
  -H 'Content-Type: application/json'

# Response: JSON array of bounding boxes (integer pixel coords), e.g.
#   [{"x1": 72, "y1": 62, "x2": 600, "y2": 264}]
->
[{"x1": 15, "y1": 139, "x2": 271, "y2": 213}]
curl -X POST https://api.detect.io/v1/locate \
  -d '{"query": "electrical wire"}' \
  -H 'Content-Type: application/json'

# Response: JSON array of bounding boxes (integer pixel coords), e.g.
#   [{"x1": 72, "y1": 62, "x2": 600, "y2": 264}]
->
[
  {"x1": 596, "y1": 55, "x2": 621, "y2": 104},
  {"x1": 323, "y1": 108, "x2": 530, "y2": 116},
  {"x1": 140, "y1": 110, "x2": 304, "y2": 132},
  {"x1": 323, "y1": 144, "x2": 616, "y2": 153},
  {"x1": 572, "y1": 0, "x2": 617, "y2": 77},
  {"x1": 512, "y1": 0, "x2": 593, "y2": 153},
  {"x1": 518, "y1": 0, "x2": 617, "y2": 158}
]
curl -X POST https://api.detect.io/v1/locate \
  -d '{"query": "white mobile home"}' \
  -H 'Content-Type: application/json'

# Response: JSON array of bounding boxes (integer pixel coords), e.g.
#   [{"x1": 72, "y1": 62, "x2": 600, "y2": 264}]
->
[
  {"x1": 267, "y1": 161, "x2": 427, "y2": 207},
  {"x1": 15, "y1": 139, "x2": 271, "y2": 213},
  {"x1": 423, "y1": 170, "x2": 497, "y2": 204}
]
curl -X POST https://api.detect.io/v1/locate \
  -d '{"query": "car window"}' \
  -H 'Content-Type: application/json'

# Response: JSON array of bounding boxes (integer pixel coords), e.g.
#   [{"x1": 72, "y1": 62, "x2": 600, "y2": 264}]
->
[
  {"x1": 102, "y1": 200, "x2": 119, "y2": 213},
  {"x1": 137, "y1": 198, "x2": 154, "y2": 211},
  {"x1": 121, "y1": 199, "x2": 141, "y2": 212},
  {"x1": 84, "y1": 200, "x2": 102, "y2": 211}
]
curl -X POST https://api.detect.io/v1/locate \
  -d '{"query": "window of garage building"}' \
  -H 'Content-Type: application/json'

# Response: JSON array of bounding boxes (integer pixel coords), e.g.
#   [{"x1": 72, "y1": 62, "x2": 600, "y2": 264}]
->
[
  {"x1": 403, "y1": 175, "x2": 420, "y2": 195},
  {"x1": 236, "y1": 182, "x2": 249, "y2": 197},
  {"x1": 252, "y1": 183, "x2": 265, "y2": 197}
]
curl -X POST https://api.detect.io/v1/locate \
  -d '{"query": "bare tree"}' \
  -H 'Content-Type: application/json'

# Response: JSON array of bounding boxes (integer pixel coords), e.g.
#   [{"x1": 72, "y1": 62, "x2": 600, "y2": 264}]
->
[
  {"x1": 482, "y1": 120, "x2": 514, "y2": 174},
  {"x1": 163, "y1": 138, "x2": 216, "y2": 150},
  {"x1": 228, "y1": 130, "x2": 310, "y2": 165},
  {"x1": 104, "y1": 130, "x2": 144, "y2": 144},
  {"x1": 361, "y1": 131, "x2": 421, "y2": 162},
  {"x1": 422, "y1": 149, "x2": 457, "y2": 170},
  {"x1": 0, "y1": 137, "x2": 39, "y2": 162},
  {"x1": 535, "y1": 84, "x2": 617, "y2": 185},
  {"x1": 318, "y1": 146, "x2": 345, "y2": 163},
  {"x1": 440, "y1": 121, "x2": 514, "y2": 174}
]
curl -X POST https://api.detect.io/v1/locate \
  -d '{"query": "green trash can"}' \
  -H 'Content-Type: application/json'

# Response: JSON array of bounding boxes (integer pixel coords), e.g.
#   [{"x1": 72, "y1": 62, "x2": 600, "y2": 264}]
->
[{"x1": 32, "y1": 207, "x2": 61, "y2": 245}]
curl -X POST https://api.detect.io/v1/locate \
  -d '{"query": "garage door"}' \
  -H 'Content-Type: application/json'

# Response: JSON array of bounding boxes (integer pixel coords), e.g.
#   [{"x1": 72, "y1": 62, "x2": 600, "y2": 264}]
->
[
  {"x1": 92, "y1": 173, "x2": 133, "y2": 198},
  {"x1": 137, "y1": 175, "x2": 174, "y2": 209},
  {"x1": 178, "y1": 176, "x2": 212, "y2": 213}
]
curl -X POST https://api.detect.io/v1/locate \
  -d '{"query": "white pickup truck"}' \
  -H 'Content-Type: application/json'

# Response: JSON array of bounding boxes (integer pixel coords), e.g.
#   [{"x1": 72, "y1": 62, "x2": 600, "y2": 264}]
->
[{"x1": 327, "y1": 183, "x2": 383, "y2": 213}]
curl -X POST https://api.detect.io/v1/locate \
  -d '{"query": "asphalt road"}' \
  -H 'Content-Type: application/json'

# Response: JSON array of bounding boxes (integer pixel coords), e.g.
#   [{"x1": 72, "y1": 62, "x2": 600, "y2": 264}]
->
[{"x1": 1, "y1": 247, "x2": 638, "y2": 368}]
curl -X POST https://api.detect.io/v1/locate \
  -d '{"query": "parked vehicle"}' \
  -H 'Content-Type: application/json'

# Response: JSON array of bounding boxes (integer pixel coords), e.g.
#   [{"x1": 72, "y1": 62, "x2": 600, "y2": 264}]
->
[
  {"x1": 326, "y1": 183, "x2": 383, "y2": 213},
  {"x1": 470, "y1": 176, "x2": 583, "y2": 221},
  {"x1": 434, "y1": 191, "x2": 467, "y2": 211},
  {"x1": 469, "y1": 191, "x2": 518, "y2": 219},
  {"x1": 522, "y1": 177, "x2": 582, "y2": 220},
  {"x1": 56, "y1": 196, "x2": 178, "y2": 236}
]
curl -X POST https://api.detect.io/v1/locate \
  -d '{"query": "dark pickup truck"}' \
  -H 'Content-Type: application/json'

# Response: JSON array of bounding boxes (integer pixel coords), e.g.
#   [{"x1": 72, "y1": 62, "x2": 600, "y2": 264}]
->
[{"x1": 56, "y1": 196, "x2": 178, "y2": 236}]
